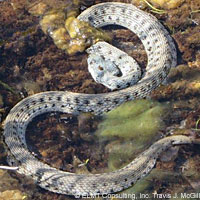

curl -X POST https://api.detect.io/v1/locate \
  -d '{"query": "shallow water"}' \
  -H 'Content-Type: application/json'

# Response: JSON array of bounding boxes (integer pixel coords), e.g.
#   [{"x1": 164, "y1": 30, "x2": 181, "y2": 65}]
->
[{"x1": 0, "y1": 0, "x2": 200, "y2": 200}]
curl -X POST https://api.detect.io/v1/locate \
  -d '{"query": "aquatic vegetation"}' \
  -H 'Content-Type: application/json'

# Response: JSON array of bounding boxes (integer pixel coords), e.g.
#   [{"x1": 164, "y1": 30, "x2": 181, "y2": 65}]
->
[
  {"x1": 38, "y1": 0, "x2": 111, "y2": 55},
  {"x1": 65, "y1": 17, "x2": 111, "y2": 54},
  {"x1": 132, "y1": 0, "x2": 183, "y2": 10},
  {"x1": 97, "y1": 99, "x2": 167, "y2": 171},
  {"x1": 195, "y1": 119, "x2": 200, "y2": 130},
  {"x1": 97, "y1": 99, "x2": 166, "y2": 139},
  {"x1": 39, "y1": 9, "x2": 66, "y2": 34},
  {"x1": 143, "y1": 0, "x2": 166, "y2": 14},
  {"x1": 106, "y1": 141, "x2": 140, "y2": 171},
  {"x1": 152, "y1": 64, "x2": 200, "y2": 100},
  {"x1": 0, "y1": 80, "x2": 18, "y2": 95}
]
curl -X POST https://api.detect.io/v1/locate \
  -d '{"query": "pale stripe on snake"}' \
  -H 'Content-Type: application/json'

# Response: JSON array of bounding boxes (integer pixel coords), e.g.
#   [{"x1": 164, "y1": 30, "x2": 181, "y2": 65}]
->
[{"x1": 3, "y1": 2, "x2": 196, "y2": 196}]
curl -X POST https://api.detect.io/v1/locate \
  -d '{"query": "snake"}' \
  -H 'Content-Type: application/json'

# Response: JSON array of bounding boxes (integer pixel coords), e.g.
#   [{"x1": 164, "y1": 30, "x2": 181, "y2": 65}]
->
[{"x1": 2, "y1": 1, "x2": 197, "y2": 197}]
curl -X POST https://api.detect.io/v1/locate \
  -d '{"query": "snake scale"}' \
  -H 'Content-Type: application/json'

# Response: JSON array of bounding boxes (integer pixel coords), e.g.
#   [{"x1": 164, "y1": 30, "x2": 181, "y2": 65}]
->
[{"x1": 3, "y1": 2, "x2": 198, "y2": 197}]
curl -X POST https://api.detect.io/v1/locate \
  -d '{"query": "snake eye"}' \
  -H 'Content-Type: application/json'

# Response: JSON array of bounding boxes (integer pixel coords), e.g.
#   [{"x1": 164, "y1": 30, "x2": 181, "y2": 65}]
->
[{"x1": 116, "y1": 85, "x2": 120, "y2": 89}]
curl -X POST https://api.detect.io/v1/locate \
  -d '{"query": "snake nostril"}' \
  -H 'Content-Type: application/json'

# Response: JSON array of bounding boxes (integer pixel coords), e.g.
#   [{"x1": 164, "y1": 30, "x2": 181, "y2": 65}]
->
[
  {"x1": 116, "y1": 71, "x2": 123, "y2": 77},
  {"x1": 126, "y1": 82, "x2": 131, "y2": 87}
]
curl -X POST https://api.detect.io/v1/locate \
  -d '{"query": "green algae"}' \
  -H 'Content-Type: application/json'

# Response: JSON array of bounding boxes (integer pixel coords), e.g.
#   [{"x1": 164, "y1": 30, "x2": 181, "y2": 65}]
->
[
  {"x1": 106, "y1": 141, "x2": 138, "y2": 171},
  {"x1": 97, "y1": 99, "x2": 167, "y2": 139},
  {"x1": 97, "y1": 99, "x2": 168, "y2": 172}
]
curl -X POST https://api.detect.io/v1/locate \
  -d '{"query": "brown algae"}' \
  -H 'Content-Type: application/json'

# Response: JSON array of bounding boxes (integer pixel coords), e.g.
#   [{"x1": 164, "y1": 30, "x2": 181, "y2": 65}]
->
[{"x1": 39, "y1": 0, "x2": 112, "y2": 55}]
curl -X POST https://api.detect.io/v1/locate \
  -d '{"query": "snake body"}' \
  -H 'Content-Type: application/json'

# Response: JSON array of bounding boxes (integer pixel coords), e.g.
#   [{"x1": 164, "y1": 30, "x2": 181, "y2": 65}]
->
[{"x1": 3, "y1": 2, "x2": 186, "y2": 196}]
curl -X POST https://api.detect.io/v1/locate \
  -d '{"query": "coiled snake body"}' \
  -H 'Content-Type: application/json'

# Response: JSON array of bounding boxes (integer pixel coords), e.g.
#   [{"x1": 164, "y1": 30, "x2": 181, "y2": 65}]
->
[{"x1": 3, "y1": 2, "x2": 195, "y2": 196}]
